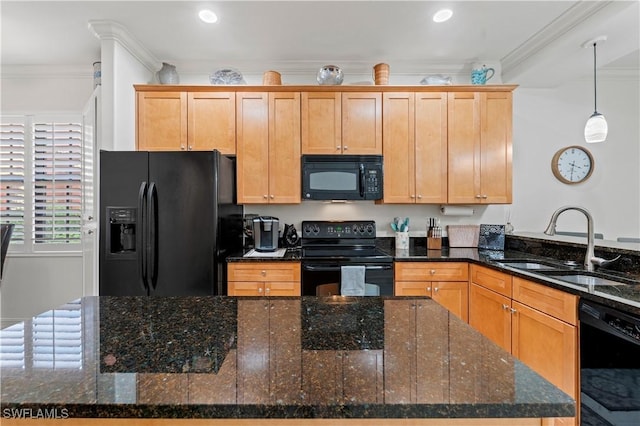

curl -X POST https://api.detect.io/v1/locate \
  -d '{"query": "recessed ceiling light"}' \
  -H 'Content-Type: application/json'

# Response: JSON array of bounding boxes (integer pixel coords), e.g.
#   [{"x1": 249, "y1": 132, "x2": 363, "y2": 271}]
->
[
  {"x1": 199, "y1": 9, "x2": 218, "y2": 24},
  {"x1": 433, "y1": 9, "x2": 453, "y2": 23}
]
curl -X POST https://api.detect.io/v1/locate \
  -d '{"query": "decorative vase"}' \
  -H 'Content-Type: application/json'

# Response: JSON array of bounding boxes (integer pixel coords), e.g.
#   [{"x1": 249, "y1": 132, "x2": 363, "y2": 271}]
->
[
  {"x1": 317, "y1": 65, "x2": 343, "y2": 85},
  {"x1": 157, "y1": 62, "x2": 179, "y2": 84}
]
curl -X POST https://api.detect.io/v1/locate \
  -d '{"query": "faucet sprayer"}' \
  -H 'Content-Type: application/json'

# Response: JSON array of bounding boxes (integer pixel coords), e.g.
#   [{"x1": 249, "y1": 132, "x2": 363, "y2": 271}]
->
[{"x1": 543, "y1": 206, "x2": 620, "y2": 272}]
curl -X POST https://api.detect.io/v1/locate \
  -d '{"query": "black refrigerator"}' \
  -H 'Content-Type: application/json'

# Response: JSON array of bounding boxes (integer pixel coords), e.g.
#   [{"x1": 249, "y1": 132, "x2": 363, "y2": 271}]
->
[{"x1": 99, "y1": 150, "x2": 243, "y2": 296}]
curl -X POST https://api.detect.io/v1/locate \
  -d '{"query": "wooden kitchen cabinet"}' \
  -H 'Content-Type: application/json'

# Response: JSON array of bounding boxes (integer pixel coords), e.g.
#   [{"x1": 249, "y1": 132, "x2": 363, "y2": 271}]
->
[
  {"x1": 468, "y1": 267, "x2": 578, "y2": 426},
  {"x1": 136, "y1": 91, "x2": 187, "y2": 151},
  {"x1": 227, "y1": 262, "x2": 301, "y2": 296},
  {"x1": 382, "y1": 92, "x2": 448, "y2": 204},
  {"x1": 301, "y1": 92, "x2": 342, "y2": 154},
  {"x1": 136, "y1": 90, "x2": 236, "y2": 153},
  {"x1": 236, "y1": 92, "x2": 301, "y2": 204},
  {"x1": 187, "y1": 92, "x2": 236, "y2": 153},
  {"x1": 236, "y1": 298, "x2": 302, "y2": 404},
  {"x1": 395, "y1": 262, "x2": 469, "y2": 322},
  {"x1": 301, "y1": 91, "x2": 382, "y2": 154},
  {"x1": 447, "y1": 91, "x2": 512, "y2": 204}
]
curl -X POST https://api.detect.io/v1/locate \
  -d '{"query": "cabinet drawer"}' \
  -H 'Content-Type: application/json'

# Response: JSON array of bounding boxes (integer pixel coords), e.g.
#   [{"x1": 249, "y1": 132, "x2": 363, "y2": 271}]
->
[
  {"x1": 394, "y1": 281, "x2": 431, "y2": 296},
  {"x1": 512, "y1": 277, "x2": 577, "y2": 325},
  {"x1": 470, "y1": 264, "x2": 512, "y2": 298},
  {"x1": 395, "y1": 262, "x2": 469, "y2": 282},
  {"x1": 228, "y1": 262, "x2": 301, "y2": 282}
]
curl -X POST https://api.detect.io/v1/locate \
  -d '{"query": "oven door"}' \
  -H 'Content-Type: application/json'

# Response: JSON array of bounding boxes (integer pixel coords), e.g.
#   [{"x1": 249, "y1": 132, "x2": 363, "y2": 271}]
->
[{"x1": 301, "y1": 261, "x2": 393, "y2": 296}]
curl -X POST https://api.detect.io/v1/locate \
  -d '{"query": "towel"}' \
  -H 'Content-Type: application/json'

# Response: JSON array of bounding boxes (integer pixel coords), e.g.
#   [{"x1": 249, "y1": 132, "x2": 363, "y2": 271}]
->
[{"x1": 340, "y1": 265, "x2": 366, "y2": 296}]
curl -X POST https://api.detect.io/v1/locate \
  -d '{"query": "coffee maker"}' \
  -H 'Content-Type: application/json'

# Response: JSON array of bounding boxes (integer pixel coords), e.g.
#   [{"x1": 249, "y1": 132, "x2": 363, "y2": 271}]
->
[{"x1": 253, "y1": 216, "x2": 280, "y2": 252}]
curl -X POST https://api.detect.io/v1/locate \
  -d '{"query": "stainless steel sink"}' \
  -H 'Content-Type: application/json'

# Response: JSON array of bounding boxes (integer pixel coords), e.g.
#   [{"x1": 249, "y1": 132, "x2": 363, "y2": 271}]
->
[
  {"x1": 494, "y1": 260, "x2": 567, "y2": 271},
  {"x1": 544, "y1": 273, "x2": 626, "y2": 287}
]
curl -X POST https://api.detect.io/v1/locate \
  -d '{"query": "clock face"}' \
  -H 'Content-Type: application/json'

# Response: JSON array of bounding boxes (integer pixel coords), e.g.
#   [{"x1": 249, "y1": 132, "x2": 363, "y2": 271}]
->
[{"x1": 551, "y1": 146, "x2": 594, "y2": 184}]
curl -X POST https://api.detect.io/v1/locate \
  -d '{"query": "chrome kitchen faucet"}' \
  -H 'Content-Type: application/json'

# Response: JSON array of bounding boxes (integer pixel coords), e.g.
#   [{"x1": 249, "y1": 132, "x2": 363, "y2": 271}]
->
[{"x1": 543, "y1": 206, "x2": 619, "y2": 272}]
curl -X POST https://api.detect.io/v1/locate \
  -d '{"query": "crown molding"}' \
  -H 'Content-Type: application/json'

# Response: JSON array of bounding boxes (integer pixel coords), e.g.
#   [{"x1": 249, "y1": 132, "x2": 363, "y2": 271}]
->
[
  {"x1": 88, "y1": 20, "x2": 159, "y2": 73},
  {"x1": 501, "y1": 1, "x2": 613, "y2": 74}
]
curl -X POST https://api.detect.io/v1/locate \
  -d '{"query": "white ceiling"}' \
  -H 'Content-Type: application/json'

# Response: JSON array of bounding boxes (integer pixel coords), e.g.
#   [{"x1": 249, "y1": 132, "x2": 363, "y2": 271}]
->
[{"x1": 1, "y1": 1, "x2": 639, "y2": 87}]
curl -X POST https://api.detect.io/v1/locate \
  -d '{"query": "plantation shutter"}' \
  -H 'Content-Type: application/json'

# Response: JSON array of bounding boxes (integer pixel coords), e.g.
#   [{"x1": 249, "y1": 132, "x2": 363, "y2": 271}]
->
[
  {"x1": 33, "y1": 120, "x2": 82, "y2": 245},
  {"x1": 0, "y1": 120, "x2": 26, "y2": 243}
]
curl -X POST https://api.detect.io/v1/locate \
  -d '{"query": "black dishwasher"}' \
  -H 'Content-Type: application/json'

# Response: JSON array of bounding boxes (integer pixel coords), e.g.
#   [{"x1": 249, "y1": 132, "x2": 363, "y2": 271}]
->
[{"x1": 579, "y1": 299, "x2": 640, "y2": 425}]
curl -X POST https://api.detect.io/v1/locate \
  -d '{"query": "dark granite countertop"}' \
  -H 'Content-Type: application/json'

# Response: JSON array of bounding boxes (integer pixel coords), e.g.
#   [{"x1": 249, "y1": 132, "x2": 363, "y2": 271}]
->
[
  {"x1": 0, "y1": 296, "x2": 574, "y2": 419},
  {"x1": 228, "y1": 235, "x2": 640, "y2": 315}
]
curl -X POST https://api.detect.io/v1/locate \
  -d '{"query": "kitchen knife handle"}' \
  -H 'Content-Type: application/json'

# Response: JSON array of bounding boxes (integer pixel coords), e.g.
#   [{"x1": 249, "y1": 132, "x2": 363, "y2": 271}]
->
[
  {"x1": 138, "y1": 181, "x2": 148, "y2": 292},
  {"x1": 148, "y1": 182, "x2": 159, "y2": 289}
]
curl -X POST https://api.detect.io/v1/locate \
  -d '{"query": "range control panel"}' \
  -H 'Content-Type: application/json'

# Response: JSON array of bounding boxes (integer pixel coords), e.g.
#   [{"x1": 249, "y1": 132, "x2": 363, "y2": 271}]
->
[{"x1": 301, "y1": 220, "x2": 376, "y2": 239}]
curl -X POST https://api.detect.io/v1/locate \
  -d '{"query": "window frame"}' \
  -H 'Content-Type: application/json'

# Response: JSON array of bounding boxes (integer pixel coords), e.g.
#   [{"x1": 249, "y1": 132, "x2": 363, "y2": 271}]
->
[{"x1": 1, "y1": 114, "x2": 83, "y2": 254}]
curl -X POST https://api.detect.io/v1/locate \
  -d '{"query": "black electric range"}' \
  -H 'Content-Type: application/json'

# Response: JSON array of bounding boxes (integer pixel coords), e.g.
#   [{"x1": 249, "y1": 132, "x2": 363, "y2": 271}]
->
[{"x1": 300, "y1": 220, "x2": 393, "y2": 296}]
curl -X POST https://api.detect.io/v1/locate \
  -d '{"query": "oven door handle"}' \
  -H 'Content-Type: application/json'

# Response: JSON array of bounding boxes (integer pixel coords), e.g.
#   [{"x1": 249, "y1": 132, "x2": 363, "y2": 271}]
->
[{"x1": 303, "y1": 264, "x2": 392, "y2": 272}]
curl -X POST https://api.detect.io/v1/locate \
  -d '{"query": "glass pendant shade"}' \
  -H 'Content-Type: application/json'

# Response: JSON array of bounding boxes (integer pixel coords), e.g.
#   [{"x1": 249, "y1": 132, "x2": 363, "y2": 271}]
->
[
  {"x1": 585, "y1": 112, "x2": 608, "y2": 143},
  {"x1": 584, "y1": 38, "x2": 607, "y2": 143}
]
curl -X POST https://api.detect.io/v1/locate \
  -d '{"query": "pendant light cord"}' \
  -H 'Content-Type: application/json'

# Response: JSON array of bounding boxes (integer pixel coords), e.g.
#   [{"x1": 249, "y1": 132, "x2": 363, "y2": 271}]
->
[{"x1": 593, "y1": 42, "x2": 598, "y2": 114}]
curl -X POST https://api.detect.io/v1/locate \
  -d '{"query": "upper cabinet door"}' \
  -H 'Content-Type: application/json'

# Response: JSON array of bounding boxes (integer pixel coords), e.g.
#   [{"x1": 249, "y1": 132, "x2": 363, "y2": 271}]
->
[
  {"x1": 301, "y1": 92, "x2": 342, "y2": 154},
  {"x1": 137, "y1": 91, "x2": 187, "y2": 151},
  {"x1": 342, "y1": 92, "x2": 382, "y2": 155},
  {"x1": 480, "y1": 92, "x2": 512, "y2": 204},
  {"x1": 269, "y1": 92, "x2": 301, "y2": 204},
  {"x1": 415, "y1": 92, "x2": 448, "y2": 204},
  {"x1": 236, "y1": 92, "x2": 270, "y2": 204},
  {"x1": 187, "y1": 92, "x2": 236, "y2": 154},
  {"x1": 447, "y1": 92, "x2": 481, "y2": 204},
  {"x1": 382, "y1": 92, "x2": 415, "y2": 203}
]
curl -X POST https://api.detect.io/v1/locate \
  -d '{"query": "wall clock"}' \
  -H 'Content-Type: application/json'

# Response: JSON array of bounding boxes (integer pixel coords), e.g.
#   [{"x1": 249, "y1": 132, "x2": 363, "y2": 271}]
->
[{"x1": 551, "y1": 145, "x2": 594, "y2": 184}]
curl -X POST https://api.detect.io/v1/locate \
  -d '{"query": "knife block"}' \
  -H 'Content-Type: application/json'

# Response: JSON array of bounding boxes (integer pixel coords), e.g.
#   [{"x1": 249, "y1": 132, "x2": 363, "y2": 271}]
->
[{"x1": 427, "y1": 237, "x2": 442, "y2": 250}]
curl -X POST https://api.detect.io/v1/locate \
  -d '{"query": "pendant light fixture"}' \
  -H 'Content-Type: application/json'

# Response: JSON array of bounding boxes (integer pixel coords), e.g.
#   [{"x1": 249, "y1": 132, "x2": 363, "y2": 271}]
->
[{"x1": 583, "y1": 35, "x2": 608, "y2": 143}]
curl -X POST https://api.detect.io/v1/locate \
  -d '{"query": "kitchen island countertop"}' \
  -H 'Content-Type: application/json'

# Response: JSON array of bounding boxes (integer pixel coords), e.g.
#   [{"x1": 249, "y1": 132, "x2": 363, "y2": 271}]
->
[{"x1": 0, "y1": 296, "x2": 574, "y2": 422}]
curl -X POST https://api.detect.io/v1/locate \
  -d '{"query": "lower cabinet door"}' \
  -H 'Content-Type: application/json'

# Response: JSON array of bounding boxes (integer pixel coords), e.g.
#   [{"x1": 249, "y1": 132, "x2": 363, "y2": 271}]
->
[
  {"x1": 512, "y1": 301, "x2": 578, "y2": 426},
  {"x1": 469, "y1": 283, "x2": 511, "y2": 352},
  {"x1": 431, "y1": 281, "x2": 469, "y2": 323}
]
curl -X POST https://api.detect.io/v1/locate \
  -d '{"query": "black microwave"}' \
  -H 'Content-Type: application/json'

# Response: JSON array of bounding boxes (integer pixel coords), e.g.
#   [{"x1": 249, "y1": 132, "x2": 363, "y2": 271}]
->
[{"x1": 302, "y1": 155, "x2": 383, "y2": 201}]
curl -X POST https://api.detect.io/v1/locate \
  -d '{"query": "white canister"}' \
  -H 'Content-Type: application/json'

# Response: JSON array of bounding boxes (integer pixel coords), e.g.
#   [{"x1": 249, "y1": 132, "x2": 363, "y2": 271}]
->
[{"x1": 395, "y1": 231, "x2": 409, "y2": 250}]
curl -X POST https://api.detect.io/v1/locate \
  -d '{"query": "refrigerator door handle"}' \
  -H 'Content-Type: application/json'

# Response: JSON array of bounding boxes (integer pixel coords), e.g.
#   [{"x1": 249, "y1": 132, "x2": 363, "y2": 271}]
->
[
  {"x1": 148, "y1": 182, "x2": 159, "y2": 290},
  {"x1": 138, "y1": 181, "x2": 149, "y2": 292}
]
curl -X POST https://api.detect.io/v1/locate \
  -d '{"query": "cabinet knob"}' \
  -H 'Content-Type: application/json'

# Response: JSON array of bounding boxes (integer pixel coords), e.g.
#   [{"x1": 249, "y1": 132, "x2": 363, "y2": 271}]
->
[
  {"x1": 502, "y1": 304, "x2": 509, "y2": 310},
  {"x1": 270, "y1": 195, "x2": 275, "y2": 199},
  {"x1": 258, "y1": 287, "x2": 263, "y2": 293},
  {"x1": 261, "y1": 270, "x2": 267, "y2": 276},
  {"x1": 87, "y1": 229, "x2": 94, "y2": 235},
  {"x1": 475, "y1": 194, "x2": 482, "y2": 199},
  {"x1": 426, "y1": 286, "x2": 431, "y2": 292},
  {"x1": 188, "y1": 146, "x2": 193, "y2": 151},
  {"x1": 336, "y1": 146, "x2": 341, "y2": 151},
  {"x1": 180, "y1": 145, "x2": 186, "y2": 151},
  {"x1": 417, "y1": 195, "x2": 422, "y2": 199},
  {"x1": 510, "y1": 308, "x2": 517, "y2": 314},
  {"x1": 263, "y1": 195, "x2": 268, "y2": 199},
  {"x1": 482, "y1": 195, "x2": 488, "y2": 199},
  {"x1": 343, "y1": 145, "x2": 348, "y2": 151},
  {"x1": 410, "y1": 195, "x2": 415, "y2": 199},
  {"x1": 434, "y1": 287, "x2": 439, "y2": 292},
  {"x1": 265, "y1": 286, "x2": 271, "y2": 295},
  {"x1": 430, "y1": 269, "x2": 436, "y2": 275}
]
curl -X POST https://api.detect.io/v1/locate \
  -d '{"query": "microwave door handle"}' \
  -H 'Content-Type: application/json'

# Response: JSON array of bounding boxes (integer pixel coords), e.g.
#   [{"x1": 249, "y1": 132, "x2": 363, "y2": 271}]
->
[{"x1": 359, "y1": 164, "x2": 365, "y2": 198}]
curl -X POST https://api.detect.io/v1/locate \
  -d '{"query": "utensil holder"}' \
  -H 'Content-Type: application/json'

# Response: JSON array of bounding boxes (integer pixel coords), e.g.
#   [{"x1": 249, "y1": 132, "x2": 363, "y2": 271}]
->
[
  {"x1": 427, "y1": 237, "x2": 442, "y2": 250},
  {"x1": 395, "y1": 231, "x2": 409, "y2": 250}
]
